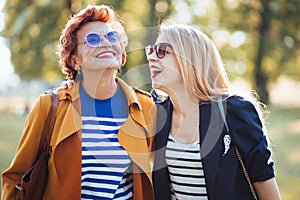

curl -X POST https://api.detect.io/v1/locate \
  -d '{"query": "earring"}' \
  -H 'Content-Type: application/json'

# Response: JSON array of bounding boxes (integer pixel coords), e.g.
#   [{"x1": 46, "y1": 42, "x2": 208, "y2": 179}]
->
[{"x1": 117, "y1": 68, "x2": 121, "y2": 73}]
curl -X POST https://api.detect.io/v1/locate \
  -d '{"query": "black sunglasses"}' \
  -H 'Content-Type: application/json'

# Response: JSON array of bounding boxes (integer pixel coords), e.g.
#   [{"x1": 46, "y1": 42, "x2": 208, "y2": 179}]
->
[
  {"x1": 79, "y1": 31, "x2": 120, "y2": 47},
  {"x1": 145, "y1": 43, "x2": 173, "y2": 59}
]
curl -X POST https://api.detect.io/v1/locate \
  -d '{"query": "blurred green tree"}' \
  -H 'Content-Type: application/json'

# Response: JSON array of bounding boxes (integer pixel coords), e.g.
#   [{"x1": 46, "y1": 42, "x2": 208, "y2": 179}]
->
[
  {"x1": 2, "y1": 0, "x2": 72, "y2": 83},
  {"x1": 199, "y1": 0, "x2": 299, "y2": 103},
  {"x1": 1, "y1": 0, "x2": 172, "y2": 88},
  {"x1": 2, "y1": 0, "x2": 299, "y2": 103}
]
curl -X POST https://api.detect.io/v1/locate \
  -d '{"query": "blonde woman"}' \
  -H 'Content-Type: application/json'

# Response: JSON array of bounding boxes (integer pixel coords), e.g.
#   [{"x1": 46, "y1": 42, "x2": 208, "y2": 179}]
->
[{"x1": 146, "y1": 23, "x2": 280, "y2": 200}]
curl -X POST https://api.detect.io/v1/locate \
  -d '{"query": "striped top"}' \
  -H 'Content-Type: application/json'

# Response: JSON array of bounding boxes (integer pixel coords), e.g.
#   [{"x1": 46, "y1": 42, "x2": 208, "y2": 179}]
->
[
  {"x1": 166, "y1": 134, "x2": 208, "y2": 200},
  {"x1": 80, "y1": 84, "x2": 133, "y2": 200}
]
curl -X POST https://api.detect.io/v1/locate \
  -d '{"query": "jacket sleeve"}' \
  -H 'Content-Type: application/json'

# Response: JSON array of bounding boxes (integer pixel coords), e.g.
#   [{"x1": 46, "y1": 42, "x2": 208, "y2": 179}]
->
[
  {"x1": 226, "y1": 96, "x2": 275, "y2": 182},
  {"x1": 1, "y1": 94, "x2": 51, "y2": 200}
]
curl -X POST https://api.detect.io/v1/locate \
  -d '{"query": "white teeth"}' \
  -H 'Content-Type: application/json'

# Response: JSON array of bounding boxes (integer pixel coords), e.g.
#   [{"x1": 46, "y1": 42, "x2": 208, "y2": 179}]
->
[{"x1": 97, "y1": 52, "x2": 114, "y2": 57}]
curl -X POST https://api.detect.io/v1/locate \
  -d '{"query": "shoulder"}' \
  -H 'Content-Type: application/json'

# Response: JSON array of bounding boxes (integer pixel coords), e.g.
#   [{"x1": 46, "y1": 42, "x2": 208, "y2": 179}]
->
[
  {"x1": 225, "y1": 95, "x2": 258, "y2": 114},
  {"x1": 225, "y1": 94, "x2": 264, "y2": 136}
]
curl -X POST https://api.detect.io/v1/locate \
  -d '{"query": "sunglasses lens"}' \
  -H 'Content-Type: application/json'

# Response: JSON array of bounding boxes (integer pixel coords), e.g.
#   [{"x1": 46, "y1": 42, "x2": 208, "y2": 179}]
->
[
  {"x1": 107, "y1": 31, "x2": 119, "y2": 43},
  {"x1": 145, "y1": 43, "x2": 172, "y2": 59},
  {"x1": 86, "y1": 33, "x2": 101, "y2": 47},
  {"x1": 156, "y1": 44, "x2": 167, "y2": 58}
]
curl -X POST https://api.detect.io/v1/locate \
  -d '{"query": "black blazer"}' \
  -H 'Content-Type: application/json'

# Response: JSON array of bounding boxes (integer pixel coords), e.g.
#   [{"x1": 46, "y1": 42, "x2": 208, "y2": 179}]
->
[{"x1": 152, "y1": 95, "x2": 275, "y2": 200}]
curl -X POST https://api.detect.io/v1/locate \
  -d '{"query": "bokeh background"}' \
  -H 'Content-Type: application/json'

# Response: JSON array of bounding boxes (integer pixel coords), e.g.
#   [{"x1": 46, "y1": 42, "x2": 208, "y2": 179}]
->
[{"x1": 0, "y1": 0, "x2": 299, "y2": 199}]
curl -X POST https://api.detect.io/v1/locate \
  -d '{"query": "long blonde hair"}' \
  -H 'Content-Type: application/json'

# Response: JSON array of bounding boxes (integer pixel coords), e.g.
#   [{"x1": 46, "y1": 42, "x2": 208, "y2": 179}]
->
[
  {"x1": 159, "y1": 23, "x2": 231, "y2": 101},
  {"x1": 158, "y1": 23, "x2": 271, "y2": 135}
]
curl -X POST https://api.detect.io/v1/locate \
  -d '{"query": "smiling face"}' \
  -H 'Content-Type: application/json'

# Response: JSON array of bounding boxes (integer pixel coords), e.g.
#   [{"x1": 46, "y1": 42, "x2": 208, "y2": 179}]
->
[
  {"x1": 73, "y1": 21, "x2": 123, "y2": 74},
  {"x1": 146, "y1": 32, "x2": 183, "y2": 92}
]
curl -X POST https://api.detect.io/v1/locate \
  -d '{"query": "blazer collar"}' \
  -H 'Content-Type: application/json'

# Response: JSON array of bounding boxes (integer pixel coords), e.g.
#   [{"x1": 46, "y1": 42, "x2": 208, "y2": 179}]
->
[{"x1": 157, "y1": 99, "x2": 224, "y2": 198}]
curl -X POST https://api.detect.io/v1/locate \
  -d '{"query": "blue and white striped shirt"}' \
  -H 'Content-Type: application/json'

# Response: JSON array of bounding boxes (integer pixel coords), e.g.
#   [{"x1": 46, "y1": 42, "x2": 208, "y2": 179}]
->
[{"x1": 80, "y1": 84, "x2": 133, "y2": 200}]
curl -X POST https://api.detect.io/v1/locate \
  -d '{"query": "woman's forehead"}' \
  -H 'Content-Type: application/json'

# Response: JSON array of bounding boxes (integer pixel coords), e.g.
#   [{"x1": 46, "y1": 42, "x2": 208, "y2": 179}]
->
[
  {"x1": 78, "y1": 21, "x2": 113, "y2": 36},
  {"x1": 156, "y1": 32, "x2": 169, "y2": 44}
]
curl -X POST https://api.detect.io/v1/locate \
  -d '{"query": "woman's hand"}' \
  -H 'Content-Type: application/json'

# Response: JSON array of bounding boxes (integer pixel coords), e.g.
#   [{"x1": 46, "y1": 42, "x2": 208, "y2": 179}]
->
[{"x1": 60, "y1": 80, "x2": 74, "y2": 89}]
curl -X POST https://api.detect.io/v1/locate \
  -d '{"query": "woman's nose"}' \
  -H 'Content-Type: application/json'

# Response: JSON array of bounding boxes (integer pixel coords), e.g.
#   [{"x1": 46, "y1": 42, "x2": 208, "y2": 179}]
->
[
  {"x1": 98, "y1": 36, "x2": 112, "y2": 47},
  {"x1": 146, "y1": 51, "x2": 158, "y2": 62}
]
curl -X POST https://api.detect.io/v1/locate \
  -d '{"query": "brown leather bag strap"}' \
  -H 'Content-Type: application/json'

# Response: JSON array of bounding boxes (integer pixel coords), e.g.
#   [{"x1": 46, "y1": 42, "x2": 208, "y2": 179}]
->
[
  {"x1": 235, "y1": 146, "x2": 258, "y2": 200},
  {"x1": 37, "y1": 89, "x2": 59, "y2": 158}
]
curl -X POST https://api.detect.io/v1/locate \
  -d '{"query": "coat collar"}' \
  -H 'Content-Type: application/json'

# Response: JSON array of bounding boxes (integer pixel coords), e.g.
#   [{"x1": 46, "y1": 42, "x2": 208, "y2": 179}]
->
[
  {"x1": 62, "y1": 77, "x2": 143, "y2": 109},
  {"x1": 53, "y1": 77, "x2": 153, "y2": 182},
  {"x1": 53, "y1": 77, "x2": 145, "y2": 144}
]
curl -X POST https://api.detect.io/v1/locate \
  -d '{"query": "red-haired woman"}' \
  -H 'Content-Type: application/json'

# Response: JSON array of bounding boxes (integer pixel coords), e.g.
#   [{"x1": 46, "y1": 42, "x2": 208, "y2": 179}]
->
[{"x1": 2, "y1": 5, "x2": 155, "y2": 200}]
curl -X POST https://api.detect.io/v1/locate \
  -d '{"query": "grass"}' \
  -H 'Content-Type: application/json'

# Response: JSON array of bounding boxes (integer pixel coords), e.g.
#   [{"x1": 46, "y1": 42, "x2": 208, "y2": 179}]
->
[
  {"x1": 0, "y1": 112, "x2": 26, "y2": 173},
  {"x1": 266, "y1": 105, "x2": 300, "y2": 200},
  {"x1": 0, "y1": 105, "x2": 299, "y2": 199}
]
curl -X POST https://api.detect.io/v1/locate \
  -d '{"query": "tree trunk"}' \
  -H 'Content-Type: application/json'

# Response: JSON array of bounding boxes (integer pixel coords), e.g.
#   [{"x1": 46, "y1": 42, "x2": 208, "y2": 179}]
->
[{"x1": 254, "y1": 0, "x2": 272, "y2": 104}]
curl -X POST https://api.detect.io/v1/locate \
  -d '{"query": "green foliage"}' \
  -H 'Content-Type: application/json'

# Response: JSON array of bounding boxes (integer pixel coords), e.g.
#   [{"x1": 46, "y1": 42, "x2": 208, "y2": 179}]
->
[
  {"x1": 2, "y1": 0, "x2": 69, "y2": 83},
  {"x1": 174, "y1": 0, "x2": 299, "y2": 103},
  {"x1": 2, "y1": 0, "x2": 173, "y2": 89},
  {"x1": 2, "y1": 0, "x2": 299, "y2": 98}
]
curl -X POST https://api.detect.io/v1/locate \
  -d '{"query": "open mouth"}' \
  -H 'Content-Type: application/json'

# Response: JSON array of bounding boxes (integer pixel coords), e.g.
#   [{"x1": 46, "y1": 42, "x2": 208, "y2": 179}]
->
[
  {"x1": 96, "y1": 51, "x2": 115, "y2": 58},
  {"x1": 150, "y1": 69, "x2": 162, "y2": 79}
]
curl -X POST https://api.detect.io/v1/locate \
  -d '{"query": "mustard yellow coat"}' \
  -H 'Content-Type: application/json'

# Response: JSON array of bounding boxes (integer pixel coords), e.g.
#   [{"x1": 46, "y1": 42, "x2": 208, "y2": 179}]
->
[{"x1": 2, "y1": 78, "x2": 156, "y2": 200}]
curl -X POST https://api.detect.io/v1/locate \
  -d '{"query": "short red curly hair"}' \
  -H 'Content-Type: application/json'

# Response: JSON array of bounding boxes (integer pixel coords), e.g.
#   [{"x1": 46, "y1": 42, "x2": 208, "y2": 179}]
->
[{"x1": 58, "y1": 4, "x2": 128, "y2": 80}]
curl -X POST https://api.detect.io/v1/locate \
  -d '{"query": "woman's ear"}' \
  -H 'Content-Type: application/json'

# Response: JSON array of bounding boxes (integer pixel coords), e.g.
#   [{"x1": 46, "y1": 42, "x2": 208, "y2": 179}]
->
[{"x1": 121, "y1": 51, "x2": 127, "y2": 66}]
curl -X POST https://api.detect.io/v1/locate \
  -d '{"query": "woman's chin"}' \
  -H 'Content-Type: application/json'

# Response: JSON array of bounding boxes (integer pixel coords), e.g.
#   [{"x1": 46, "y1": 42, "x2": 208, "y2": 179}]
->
[{"x1": 152, "y1": 82, "x2": 161, "y2": 89}]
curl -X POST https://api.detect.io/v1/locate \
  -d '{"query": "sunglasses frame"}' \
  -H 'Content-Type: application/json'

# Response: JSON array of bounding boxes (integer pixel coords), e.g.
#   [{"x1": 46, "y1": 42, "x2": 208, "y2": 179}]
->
[
  {"x1": 80, "y1": 31, "x2": 120, "y2": 47},
  {"x1": 145, "y1": 43, "x2": 173, "y2": 59}
]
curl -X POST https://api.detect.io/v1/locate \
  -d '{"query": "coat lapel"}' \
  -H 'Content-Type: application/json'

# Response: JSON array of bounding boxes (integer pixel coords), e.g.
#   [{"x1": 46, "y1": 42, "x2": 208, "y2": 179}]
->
[
  {"x1": 48, "y1": 82, "x2": 82, "y2": 199},
  {"x1": 118, "y1": 114, "x2": 152, "y2": 180},
  {"x1": 50, "y1": 82, "x2": 82, "y2": 147},
  {"x1": 117, "y1": 78, "x2": 153, "y2": 183}
]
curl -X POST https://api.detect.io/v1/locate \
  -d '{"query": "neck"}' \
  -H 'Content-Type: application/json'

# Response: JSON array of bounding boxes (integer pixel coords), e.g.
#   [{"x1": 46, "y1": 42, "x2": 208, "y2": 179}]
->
[
  {"x1": 167, "y1": 86, "x2": 199, "y2": 116},
  {"x1": 166, "y1": 85, "x2": 200, "y2": 144},
  {"x1": 81, "y1": 69, "x2": 117, "y2": 100}
]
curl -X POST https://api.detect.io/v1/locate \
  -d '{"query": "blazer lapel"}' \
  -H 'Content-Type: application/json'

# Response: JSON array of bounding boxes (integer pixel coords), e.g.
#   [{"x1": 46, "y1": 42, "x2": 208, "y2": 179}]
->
[
  {"x1": 155, "y1": 99, "x2": 172, "y2": 151},
  {"x1": 153, "y1": 99, "x2": 173, "y2": 200},
  {"x1": 200, "y1": 102, "x2": 224, "y2": 199}
]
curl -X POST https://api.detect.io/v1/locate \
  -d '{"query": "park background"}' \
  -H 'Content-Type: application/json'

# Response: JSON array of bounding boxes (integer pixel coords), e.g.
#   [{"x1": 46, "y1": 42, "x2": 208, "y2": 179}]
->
[{"x1": 0, "y1": 0, "x2": 299, "y2": 199}]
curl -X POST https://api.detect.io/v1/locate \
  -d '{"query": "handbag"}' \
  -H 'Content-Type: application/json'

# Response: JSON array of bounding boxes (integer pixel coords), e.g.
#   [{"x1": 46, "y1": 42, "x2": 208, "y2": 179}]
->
[
  {"x1": 217, "y1": 96, "x2": 258, "y2": 200},
  {"x1": 15, "y1": 89, "x2": 59, "y2": 200}
]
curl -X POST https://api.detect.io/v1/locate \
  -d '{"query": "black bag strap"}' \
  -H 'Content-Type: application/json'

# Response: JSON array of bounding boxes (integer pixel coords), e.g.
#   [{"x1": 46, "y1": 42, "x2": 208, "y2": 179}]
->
[{"x1": 217, "y1": 96, "x2": 258, "y2": 200}]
